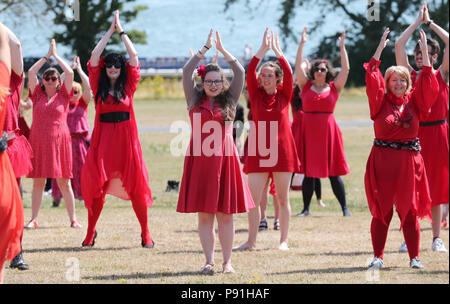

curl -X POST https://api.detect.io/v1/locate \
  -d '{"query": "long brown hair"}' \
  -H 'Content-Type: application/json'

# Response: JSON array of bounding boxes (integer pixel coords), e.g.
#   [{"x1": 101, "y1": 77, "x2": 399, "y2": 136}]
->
[{"x1": 196, "y1": 63, "x2": 235, "y2": 121}]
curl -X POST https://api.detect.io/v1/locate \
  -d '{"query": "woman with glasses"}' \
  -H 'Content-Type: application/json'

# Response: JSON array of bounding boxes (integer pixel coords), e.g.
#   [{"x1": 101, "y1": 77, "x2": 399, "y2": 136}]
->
[
  {"x1": 25, "y1": 39, "x2": 81, "y2": 229},
  {"x1": 295, "y1": 27, "x2": 351, "y2": 217},
  {"x1": 364, "y1": 28, "x2": 438, "y2": 269},
  {"x1": 177, "y1": 29, "x2": 254, "y2": 274},
  {"x1": 81, "y1": 11, "x2": 154, "y2": 248},
  {"x1": 51, "y1": 56, "x2": 91, "y2": 208}
]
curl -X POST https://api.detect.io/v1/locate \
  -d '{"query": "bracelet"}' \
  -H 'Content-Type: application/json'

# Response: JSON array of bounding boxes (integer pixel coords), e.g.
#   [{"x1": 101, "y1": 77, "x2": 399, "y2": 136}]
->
[
  {"x1": 119, "y1": 31, "x2": 127, "y2": 36},
  {"x1": 426, "y1": 20, "x2": 433, "y2": 26},
  {"x1": 43, "y1": 56, "x2": 49, "y2": 62},
  {"x1": 203, "y1": 45, "x2": 210, "y2": 50}
]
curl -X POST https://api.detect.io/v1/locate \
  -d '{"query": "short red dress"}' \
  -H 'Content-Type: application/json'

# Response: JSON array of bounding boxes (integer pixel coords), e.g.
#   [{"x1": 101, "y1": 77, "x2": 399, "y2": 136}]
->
[
  {"x1": 299, "y1": 80, "x2": 349, "y2": 178},
  {"x1": 27, "y1": 80, "x2": 73, "y2": 178},
  {"x1": 4, "y1": 71, "x2": 33, "y2": 178},
  {"x1": 0, "y1": 62, "x2": 24, "y2": 275},
  {"x1": 413, "y1": 69, "x2": 449, "y2": 207},
  {"x1": 81, "y1": 61, "x2": 152, "y2": 212},
  {"x1": 52, "y1": 97, "x2": 90, "y2": 201},
  {"x1": 243, "y1": 56, "x2": 300, "y2": 174},
  {"x1": 177, "y1": 99, "x2": 255, "y2": 214},
  {"x1": 363, "y1": 58, "x2": 438, "y2": 227}
]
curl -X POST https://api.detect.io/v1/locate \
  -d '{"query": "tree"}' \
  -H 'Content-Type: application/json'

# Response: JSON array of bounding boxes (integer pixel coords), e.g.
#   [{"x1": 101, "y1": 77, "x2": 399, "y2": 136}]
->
[{"x1": 224, "y1": 0, "x2": 449, "y2": 86}]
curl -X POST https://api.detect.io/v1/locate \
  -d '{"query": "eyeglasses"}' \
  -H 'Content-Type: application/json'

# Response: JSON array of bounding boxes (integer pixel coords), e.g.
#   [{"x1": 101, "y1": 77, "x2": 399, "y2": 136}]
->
[
  {"x1": 204, "y1": 80, "x2": 223, "y2": 86},
  {"x1": 106, "y1": 62, "x2": 121, "y2": 69},
  {"x1": 44, "y1": 76, "x2": 58, "y2": 82},
  {"x1": 314, "y1": 67, "x2": 328, "y2": 73}
]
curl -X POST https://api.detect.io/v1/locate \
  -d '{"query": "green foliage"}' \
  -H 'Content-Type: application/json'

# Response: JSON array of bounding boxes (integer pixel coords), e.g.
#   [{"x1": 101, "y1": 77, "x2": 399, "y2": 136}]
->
[{"x1": 224, "y1": 0, "x2": 449, "y2": 86}]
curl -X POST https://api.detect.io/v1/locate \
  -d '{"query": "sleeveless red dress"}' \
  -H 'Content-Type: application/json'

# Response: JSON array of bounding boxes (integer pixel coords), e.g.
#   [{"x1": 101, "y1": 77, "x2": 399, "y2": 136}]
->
[
  {"x1": 81, "y1": 61, "x2": 152, "y2": 212},
  {"x1": 243, "y1": 56, "x2": 300, "y2": 174},
  {"x1": 363, "y1": 58, "x2": 438, "y2": 227},
  {"x1": 0, "y1": 62, "x2": 24, "y2": 276},
  {"x1": 412, "y1": 69, "x2": 449, "y2": 207},
  {"x1": 4, "y1": 71, "x2": 33, "y2": 178},
  {"x1": 27, "y1": 80, "x2": 74, "y2": 178},
  {"x1": 299, "y1": 80, "x2": 349, "y2": 178},
  {"x1": 177, "y1": 98, "x2": 255, "y2": 214}
]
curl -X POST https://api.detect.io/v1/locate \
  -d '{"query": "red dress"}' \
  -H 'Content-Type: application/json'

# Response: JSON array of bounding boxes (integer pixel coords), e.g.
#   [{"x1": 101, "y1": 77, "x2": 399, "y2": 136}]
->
[
  {"x1": 412, "y1": 69, "x2": 449, "y2": 207},
  {"x1": 291, "y1": 104, "x2": 304, "y2": 169},
  {"x1": 52, "y1": 97, "x2": 90, "y2": 201},
  {"x1": 299, "y1": 80, "x2": 349, "y2": 178},
  {"x1": 0, "y1": 62, "x2": 24, "y2": 276},
  {"x1": 177, "y1": 99, "x2": 255, "y2": 214},
  {"x1": 363, "y1": 58, "x2": 438, "y2": 227},
  {"x1": 4, "y1": 71, "x2": 33, "y2": 178},
  {"x1": 81, "y1": 61, "x2": 152, "y2": 212},
  {"x1": 27, "y1": 81, "x2": 73, "y2": 178},
  {"x1": 243, "y1": 56, "x2": 300, "y2": 174}
]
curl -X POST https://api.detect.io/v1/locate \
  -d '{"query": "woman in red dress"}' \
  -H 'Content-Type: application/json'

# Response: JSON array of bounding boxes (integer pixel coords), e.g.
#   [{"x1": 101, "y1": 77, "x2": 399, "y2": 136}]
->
[
  {"x1": 237, "y1": 28, "x2": 300, "y2": 251},
  {"x1": 25, "y1": 39, "x2": 81, "y2": 229},
  {"x1": 395, "y1": 3, "x2": 448, "y2": 252},
  {"x1": 52, "y1": 56, "x2": 91, "y2": 207},
  {"x1": 295, "y1": 27, "x2": 350, "y2": 217},
  {"x1": 0, "y1": 21, "x2": 24, "y2": 283},
  {"x1": 364, "y1": 29, "x2": 438, "y2": 270},
  {"x1": 81, "y1": 11, "x2": 154, "y2": 248},
  {"x1": 177, "y1": 29, "x2": 254, "y2": 274}
]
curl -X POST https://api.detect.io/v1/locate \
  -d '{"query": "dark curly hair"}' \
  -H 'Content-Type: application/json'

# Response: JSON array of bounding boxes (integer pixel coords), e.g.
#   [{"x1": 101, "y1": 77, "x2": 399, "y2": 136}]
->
[
  {"x1": 291, "y1": 85, "x2": 303, "y2": 113},
  {"x1": 309, "y1": 59, "x2": 335, "y2": 83},
  {"x1": 95, "y1": 53, "x2": 127, "y2": 104}
]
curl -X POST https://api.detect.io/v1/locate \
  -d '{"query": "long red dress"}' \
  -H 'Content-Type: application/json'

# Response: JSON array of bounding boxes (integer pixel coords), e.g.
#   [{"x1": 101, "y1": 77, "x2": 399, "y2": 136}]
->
[
  {"x1": 4, "y1": 71, "x2": 33, "y2": 178},
  {"x1": 81, "y1": 61, "x2": 152, "y2": 212},
  {"x1": 0, "y1": 61, "x2": 24, "y2": 278},
  {"x1": 27, "y1": 81, "x2": 73, "y2": 178},
  {"x1": 412, "y1": 69, "x2": 449, "y2": 207},
  {"x1": 364, "y1": 57, "x2": 438, "y2": 227},
  {"x1": 299, "y1": 80, "x2": 349, "y2": 178},
  {"x1": 177, "y1": 54, "x2": 255, "y2": 214},
  {"x1": 243, "y1": 56, "x2": 300, "y2": 174},
  {"x1": 52, "y1": 97, "x2": 90, "y2": 201}
]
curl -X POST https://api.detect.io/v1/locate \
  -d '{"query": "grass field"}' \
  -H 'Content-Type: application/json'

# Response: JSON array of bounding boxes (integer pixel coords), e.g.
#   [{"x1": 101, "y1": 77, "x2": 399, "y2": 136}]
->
[{"x1": 4, "y1": 87, "x2": 449, "y2": 284}]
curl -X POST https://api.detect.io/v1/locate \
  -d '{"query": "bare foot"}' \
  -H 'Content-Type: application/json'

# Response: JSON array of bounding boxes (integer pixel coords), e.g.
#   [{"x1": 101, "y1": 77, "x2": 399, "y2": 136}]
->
[
  {"x1": 25, "y1": 219, "x2": 38, "y2": 229},
  {"x1": 222, "y1": 263, "x2": 235, "y2": 274},
  {"x1": 199, "y1": 263, "x2": 215, "y2": 275},
  {"x1": 317, "y1": 199, "x2": 326, "y2": 207},
  {"x1": 232, "y1": 243, "x2": 255, "y2": 251}
]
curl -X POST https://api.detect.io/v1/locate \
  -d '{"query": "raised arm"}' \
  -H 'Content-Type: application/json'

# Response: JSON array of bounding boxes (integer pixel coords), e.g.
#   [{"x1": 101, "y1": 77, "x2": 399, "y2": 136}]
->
[
  {"x1": 27, "y1": 42, "x2": 53, "y2": 94},
  {"x1": 334, "y1": 31, "x2": 350, "y2": 94},
  {"x1": 255, "y1": 27, "x2": 271, "y2": 60},
  {"x1": 295, "y1": 27, "x2": 309, "y2": 90},
  {"x1": 114, "y1": 10, "x2": 139, "y2": 67},
  {"x1": 90, "y1": 14, "x2": 116, "y2": 67},
  {"x1": 395, "y1": 3, "x2": 424, "y2": 72},
  {"x1": 272, "y1": 32, "x2": 293, "y2": 97},
  {"x1": 0, "y1": 22, "x2": 10, "y2": 76},
  {"x1": 3, "y1": 25, "x2": 23, "y2": 76},
  {"x1": 423, "y1": 3, "x2": 449, "y2": 80},
  {"x1": 215, "y1": 31, "x2": 244, "y2": 103},
  {"x1": 74, "y1": 56, "x2": 92, "y2": 103},
  {"x1": 50, "y1": 40, "x2": 73, "y2": 93}
]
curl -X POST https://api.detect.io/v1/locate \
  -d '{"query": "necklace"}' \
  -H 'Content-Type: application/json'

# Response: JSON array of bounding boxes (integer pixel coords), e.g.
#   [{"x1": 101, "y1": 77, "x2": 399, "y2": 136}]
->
[{"x1": 392, "y1": 99, "x2": 414, "y2": 128}]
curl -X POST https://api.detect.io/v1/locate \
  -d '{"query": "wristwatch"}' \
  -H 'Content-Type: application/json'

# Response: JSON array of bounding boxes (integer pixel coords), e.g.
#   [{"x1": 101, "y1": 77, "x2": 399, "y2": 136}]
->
[{"x1": 425, "y1": 20, "x2": 433, "y2": 26}]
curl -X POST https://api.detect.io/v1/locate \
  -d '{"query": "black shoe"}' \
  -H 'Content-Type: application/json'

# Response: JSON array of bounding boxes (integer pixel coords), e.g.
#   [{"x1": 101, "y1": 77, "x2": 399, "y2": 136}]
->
[
  {"x1": 258, "y1": 219, "x2": 268, "y2": 231},
  {"x1": 82, "y1": 231, "x2": 97, "y2": 247},
  {"x1": 9, "y1": 252, "x2": 29, "y2": 270},
  {"x1": 343, "y1": 207, "x2": 351, "y2": 217},
  {"x1": 141, "y1": 239, "x2": 155, "y2": 249},
  {"x1": 52, "y1": 200, "x2": 60, "y2": 207},
  {"x1": 296, "y1": 210, "x2": 310, "y2": 217}
]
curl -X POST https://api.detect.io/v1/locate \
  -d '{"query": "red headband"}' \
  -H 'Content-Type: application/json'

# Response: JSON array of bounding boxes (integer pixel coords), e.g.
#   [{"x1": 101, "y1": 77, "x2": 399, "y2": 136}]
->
[
  {"x1": 99, "y1": 56, "x2": 106, "y2": 69},
  {"x1": 197, "y1": 65, "x2": 206, "y2": 79}
]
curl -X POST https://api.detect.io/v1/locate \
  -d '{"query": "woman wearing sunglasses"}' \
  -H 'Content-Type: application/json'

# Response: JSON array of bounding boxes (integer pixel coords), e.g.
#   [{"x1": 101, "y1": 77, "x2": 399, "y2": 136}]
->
[
  {"x1": 364, "y1": 28, "x2": 438, "y2": 269},
  {"x1": 25, "y1": 38, "x2": 81, "y2": 229},
  {"x1": 177, "y1": 29, "x2": 254, "y2": 274},
  {"x1": 81, "y1": 11, "x2": 154, "y2": 248},
  {"x1": 51, "y1": 56, "x2": 91, "y2": 208},
  {"x1": 295, "y1": 27, "x2": 351, "y2": 217}
]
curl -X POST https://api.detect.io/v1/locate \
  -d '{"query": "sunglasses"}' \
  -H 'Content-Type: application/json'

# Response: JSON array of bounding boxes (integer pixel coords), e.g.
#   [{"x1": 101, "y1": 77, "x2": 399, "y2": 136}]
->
[
  {"x1": 106, "y1": 62, "x2": 121, "y2": 69},
  {"x1": 314, "y1": 67, "x2": 328, "y2": 73},
  {"x1": 74, "y1": 90, "x2": 79, "y2": 94},
  {"x1": 204, "y1": 80, "x2": 223, "y2": 86},
  {"x1": 44, "y1": 76, "x2": 58, "y2": 82}
]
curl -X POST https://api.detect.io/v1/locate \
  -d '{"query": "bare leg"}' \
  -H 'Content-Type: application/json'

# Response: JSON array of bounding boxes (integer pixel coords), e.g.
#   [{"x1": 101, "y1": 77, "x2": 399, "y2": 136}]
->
[
  {"x1": 198, "y1": 212, "x2": 216, "y2": 268},
  {"x1": 431, "y1": 205, "x2": 442, "y2": 239},
  {"x1": 27, "y1": 178, "x2": 46, "y2": 226},
  {"x1": 56, "y1": 178, "x2": 79, "y2": 227},
  {"x1": 216, "y1": 212, "x2": 235, "y2": 273},
  {"x1": 273, "y1": 172, "x2": 292, "y2": 250}
]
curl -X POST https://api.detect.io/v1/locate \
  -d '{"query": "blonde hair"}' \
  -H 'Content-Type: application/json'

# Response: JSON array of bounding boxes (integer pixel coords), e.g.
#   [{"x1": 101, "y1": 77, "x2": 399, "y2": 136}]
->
[{"x1": 384, "y1": 66, "x2": 411, "y2": 95}]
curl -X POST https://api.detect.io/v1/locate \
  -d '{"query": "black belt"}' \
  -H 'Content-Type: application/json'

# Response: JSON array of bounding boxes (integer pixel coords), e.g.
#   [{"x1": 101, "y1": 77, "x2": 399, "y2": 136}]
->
[
  {"x1": 419, "y1": 119, "x2": 447, "y2": 127},
  {"x1": 0, "y1": 132, "x2": 7, "y2": 153},
  {"x1": 99, "y1": 112, "x2": 130, "y2": 123},
  {"x1": 373, "y1": 138, "x2": 421, "y2": 152}
]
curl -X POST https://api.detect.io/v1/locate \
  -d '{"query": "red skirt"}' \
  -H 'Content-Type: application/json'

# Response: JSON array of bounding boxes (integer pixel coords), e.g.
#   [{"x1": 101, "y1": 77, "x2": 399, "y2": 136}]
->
[
  {"x1": 418, "y1": 123, "x2": 449, "y2": 206},
  {"x1": 6, "y1": 135, "x2": 33, "y2": 178}
]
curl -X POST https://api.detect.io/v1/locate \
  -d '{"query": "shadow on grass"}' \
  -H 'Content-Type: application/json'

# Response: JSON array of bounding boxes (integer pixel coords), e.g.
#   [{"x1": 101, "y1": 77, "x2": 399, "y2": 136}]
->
[
  {"x1": 24, "y1": 246, "x2": 133, "y2": 253},
  {"x1": 83, "y1": 270, "x2": 201, "y2": 281},
  {"x1": 269, "y1": 266, "x2": 403, "y2": 276},
  {"x1": 302, "y1": 250, "x2": 398, "y2": 257}
]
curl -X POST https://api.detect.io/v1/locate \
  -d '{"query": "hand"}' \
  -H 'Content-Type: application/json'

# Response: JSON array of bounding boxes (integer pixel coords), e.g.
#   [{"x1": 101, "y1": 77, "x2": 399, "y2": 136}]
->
[
  {"x1": 114, "y1": 10, "x2": 124, "y2": 33},
  {"x1": 70, "y1": 56, "x2": 78, "y2": 69},
  {"x1": 417, "y1": 2, "x2": 425, "y2": 22},
  {"x1": 260, "y1": 27, "x2": 271, "y2": 53},
  {"x1": 108, "y1": 12, "x2": 117, "y2": 33},
  {"x1": 423, "y1": 2, "x2": 431, "y2": 24},
  {"x1": 75, "y1": 56, "x2": 81, "y2": 69},
  {"x1": 271, "y1": 32, "x2": 283, "y2": 57},
  {"x1": 205, "y1": 28, "x2": 214, "y2": 50},
  {"x1": 48, "y1": 39, "x2": 57, "y2": 58},
  {"x1": 300, "y1": 27, "x2": 308, "y2": 44},
  {"x1": 374, "y1": 28, "x2": 390, "y2": 60},
  {"x1": 418, "y1": 29, "x2": 429, "y2": 55},
  {"x1": 338, "y1": 31, "x2": 346, "y2": 49},
  {"x1": 215, "y1": 30, "x2": 225, "y2": 53}
]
